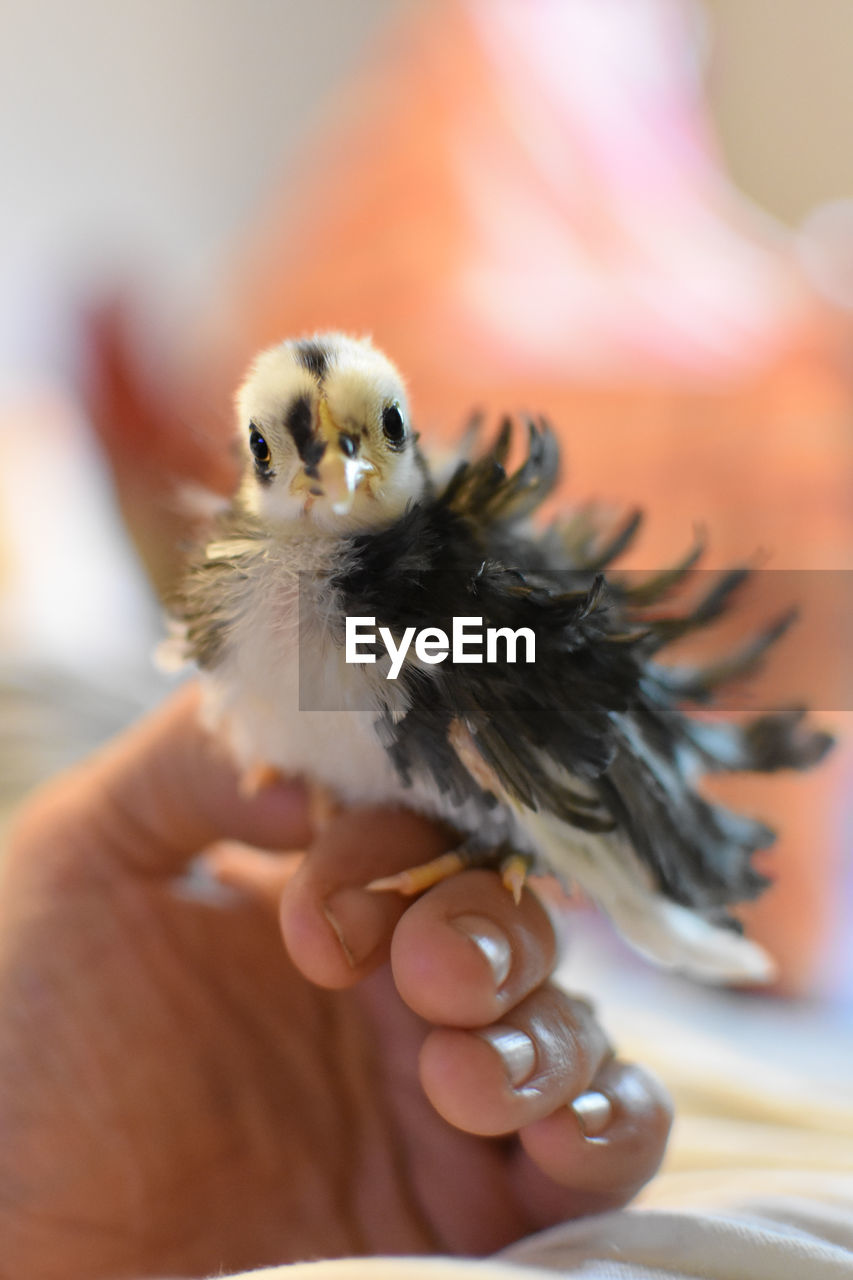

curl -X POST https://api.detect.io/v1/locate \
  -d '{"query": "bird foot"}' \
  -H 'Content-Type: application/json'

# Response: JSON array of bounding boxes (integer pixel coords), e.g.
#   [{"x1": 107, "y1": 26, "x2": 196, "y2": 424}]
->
[
  {"x1": 367, "y1": 851, "x2": 466, "y2": 896},
  {"x1": 367, "y1": 846, "x2": 532, "y2": 903}
]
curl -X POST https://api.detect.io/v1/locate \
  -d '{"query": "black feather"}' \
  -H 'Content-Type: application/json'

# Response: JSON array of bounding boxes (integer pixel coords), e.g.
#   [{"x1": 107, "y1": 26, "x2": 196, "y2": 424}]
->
[
  {"x1": 293, "y1": 339, "x2": 330, "y2": 382},
  {"x1": 622, "y1": 536, "x2": 705, "y2": 606},
  {"x1": 655, "y1": 608, "x2": 797, "y2": 703},
  {"x1": 172, "y1": 414, "x2": 833, "y2": 928},
  {"x1": 285, "y1": 394, "x2": 325, "y2": 470},
  {"x1": 330, "y1": 417, "x2": 833, "y2": 915},
  {"x1": 582, "y1": 509, "x2": 644, "y2": 571}
]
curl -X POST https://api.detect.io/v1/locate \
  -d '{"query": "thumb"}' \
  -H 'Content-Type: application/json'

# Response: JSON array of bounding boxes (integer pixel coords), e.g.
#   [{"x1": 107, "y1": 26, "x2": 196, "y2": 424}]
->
[{"x1": 15, "y1": 683, "x2": 312, "y2": 878}]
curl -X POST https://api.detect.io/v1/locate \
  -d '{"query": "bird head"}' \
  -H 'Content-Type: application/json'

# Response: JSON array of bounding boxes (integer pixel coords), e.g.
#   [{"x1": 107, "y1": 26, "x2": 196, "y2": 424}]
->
[{"x1": 235, "y1": 333, "x2": 426, "y2": 532}]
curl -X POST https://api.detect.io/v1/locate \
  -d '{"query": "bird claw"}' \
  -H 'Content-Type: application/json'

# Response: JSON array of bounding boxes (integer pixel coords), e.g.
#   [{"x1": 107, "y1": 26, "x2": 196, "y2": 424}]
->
[
  {"x1": 500, "y1": 854, "x2": 530, "y2": 905},
  {"x1": 367, "y1": 851, "x2": 466, "y2": 896},
  {"x1": 367, "y1": 846, "x2": 532, "y2": 903}
]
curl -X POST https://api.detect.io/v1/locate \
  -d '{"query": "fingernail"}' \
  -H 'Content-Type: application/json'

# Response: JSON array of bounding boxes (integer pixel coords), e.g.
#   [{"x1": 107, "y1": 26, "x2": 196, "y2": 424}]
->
[
  {"x1": 571, "y1": 1090, "x2": 612, "y2": 1139},
  {"x1": 478, "y1": 1025, "x2": 536, "y2": 1087},
  {"x1": 323, "y1": 888, "x2": 391, "y2": 968},
  {"x1": 452, "y1": 914, "x2": 512, "y2": 987}
]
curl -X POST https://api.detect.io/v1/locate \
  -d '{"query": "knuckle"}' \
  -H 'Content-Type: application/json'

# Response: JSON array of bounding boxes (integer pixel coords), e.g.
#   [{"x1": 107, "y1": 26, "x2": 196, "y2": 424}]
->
[{"x1": 516, "y1": 986, "x2": 609, "y2": 1095}]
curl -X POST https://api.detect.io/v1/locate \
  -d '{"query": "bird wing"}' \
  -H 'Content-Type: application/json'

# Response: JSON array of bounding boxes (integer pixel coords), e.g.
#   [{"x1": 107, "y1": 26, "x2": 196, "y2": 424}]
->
[
  {"x1": 165, "y1": 503, "x2": 270, "y2": 670},
  {"x1": 332, "y1": 474, "x2": 642, "y2": 832},
  {"x1": 331, "y1": 419, "x2": 832, "y2": 978}
]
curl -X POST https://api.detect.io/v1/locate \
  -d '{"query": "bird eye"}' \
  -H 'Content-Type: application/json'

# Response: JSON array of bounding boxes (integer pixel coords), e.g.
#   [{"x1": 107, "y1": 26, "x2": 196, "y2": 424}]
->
[
  {"x1": 382, "y1": 402, "x2": 406, "y2": 447},
  {"x1": 249, "y1": 425, "x2": 271, "y2": 466}
]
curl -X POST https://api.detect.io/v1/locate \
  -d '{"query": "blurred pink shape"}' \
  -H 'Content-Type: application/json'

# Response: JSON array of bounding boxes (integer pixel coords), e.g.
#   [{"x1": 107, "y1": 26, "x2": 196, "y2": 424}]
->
[
  {"x1": 196, "y1": 0, "x2": 813, "y2": 411},
  {"x1": 457, "y1": 0, "x2": 803, "y2": 376}
]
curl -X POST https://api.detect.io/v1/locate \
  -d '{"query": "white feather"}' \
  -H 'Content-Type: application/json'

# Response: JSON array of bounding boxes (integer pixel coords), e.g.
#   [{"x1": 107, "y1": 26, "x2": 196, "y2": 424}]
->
[
  {"x1": 154, "y1": 620, "x2": 191, "y2": 674},
  {"x1": 524, "y1": 807, "x2": 774, "y2": 984}
]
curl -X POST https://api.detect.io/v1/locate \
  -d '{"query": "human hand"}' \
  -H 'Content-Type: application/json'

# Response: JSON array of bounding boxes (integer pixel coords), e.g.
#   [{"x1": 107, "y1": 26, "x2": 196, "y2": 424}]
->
[{"x1": 0, "y1": 684, "x2": 671, "y2": 1278}]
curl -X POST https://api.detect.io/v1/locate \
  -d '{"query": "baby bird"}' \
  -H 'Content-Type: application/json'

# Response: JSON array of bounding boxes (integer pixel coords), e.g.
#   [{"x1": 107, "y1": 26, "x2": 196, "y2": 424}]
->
[{"x1": 166, "y1": 333, "x2": 832, "y2": 983}]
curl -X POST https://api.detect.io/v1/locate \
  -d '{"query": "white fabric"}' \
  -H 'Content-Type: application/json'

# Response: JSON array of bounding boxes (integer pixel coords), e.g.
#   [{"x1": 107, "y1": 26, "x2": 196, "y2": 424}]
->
[
  {"x1": 220, "y1": 994, "x2": 853, "y2": 1280},
  {"x1": 223, "y1": 1183, "x2": 853, "y2": 1280}
]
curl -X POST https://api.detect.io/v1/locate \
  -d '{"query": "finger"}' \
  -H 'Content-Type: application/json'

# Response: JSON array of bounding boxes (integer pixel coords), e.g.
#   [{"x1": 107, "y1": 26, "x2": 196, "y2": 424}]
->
[
  {"x1": 204, "y1": 844, "x2": 305, "y2": 907},
  {"x1": 517, "y1": 1059, "x2": 672, "y2": 1203},
  {"x1": 24, "y1": 683, "x2": 312, "y2": 876},
  {"x1": 419, "y1": 985, "x2": 611, "y2": 1136},
  {"x1": 279, "y1": 807, "x2": 455, "y2": 989},
  {"x1": 391, "y1": 869, "x2": 558, "y2": 1028}
]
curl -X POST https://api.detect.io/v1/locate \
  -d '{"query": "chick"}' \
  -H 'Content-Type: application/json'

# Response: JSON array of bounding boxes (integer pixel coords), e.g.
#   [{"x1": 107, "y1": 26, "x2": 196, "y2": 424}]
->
[{"x1": 166, "y1": 332, "x2": 832, "y2": 983}]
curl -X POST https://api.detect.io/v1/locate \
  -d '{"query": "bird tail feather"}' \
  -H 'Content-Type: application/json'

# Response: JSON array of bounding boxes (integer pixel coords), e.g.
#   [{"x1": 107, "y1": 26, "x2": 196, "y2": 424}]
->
[
  {"x1": 526, "y1": 810, "x2": 775, "y2": 984},
  {"x1": 608, "y1": 895, "x2": 776, "y2": 985}
]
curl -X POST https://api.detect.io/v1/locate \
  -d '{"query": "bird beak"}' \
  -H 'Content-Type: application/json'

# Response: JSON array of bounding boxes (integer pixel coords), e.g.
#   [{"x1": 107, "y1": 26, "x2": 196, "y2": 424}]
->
[{"x1": 314, "y1": 400, "x2": 376, "y2": 515}]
